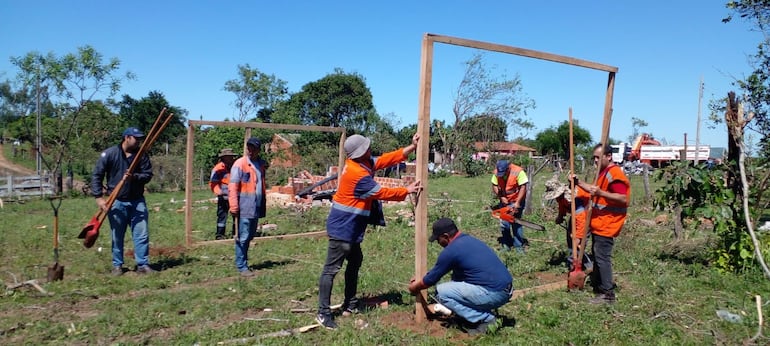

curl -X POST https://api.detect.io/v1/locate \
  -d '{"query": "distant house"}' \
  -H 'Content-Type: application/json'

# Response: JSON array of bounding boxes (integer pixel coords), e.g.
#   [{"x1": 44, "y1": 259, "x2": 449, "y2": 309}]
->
[
  {"x1": 472, "y1": 141, "x2": 536, "y2": 161},
  {"x1": 267, "y1": 133, "x2": 302, "y2": 168}
]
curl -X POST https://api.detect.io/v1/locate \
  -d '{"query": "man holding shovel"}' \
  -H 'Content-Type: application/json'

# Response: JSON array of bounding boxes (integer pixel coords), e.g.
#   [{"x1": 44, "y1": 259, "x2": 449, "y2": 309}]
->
[
  {"x1": 91, "y1": 127, "x2": 156, "y2": 276},
  {"x1": 573, "y1": 144, "x2": 630, "y2": 304}
]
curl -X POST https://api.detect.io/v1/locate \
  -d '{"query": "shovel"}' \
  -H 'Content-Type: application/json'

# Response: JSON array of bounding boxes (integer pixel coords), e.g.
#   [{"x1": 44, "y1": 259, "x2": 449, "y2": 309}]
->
[
  {"x1": 567, "y1": 108, "x2": 587, "y2": 290},
  {"x1": 78, "y1": 108, "x2": 172, "y2": 248},
  {"x1": 47, "y1": 196, "x2": 64, "y2": 282}
]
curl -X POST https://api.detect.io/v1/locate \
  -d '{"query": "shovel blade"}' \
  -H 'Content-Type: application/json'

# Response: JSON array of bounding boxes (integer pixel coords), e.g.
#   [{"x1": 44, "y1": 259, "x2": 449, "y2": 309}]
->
[
  {"x1": 567, "y1": 270, "x2": 586, "y2": 290},
  {"x1": 47, "y1": 262, "x2": 64, "y2": 282}
]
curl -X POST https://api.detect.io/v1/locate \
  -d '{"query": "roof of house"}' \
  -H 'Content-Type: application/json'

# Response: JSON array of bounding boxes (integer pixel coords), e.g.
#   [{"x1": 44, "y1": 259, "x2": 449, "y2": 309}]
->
[{"x1": 473, "y1": 141, "x2": 536, "y2": 152}]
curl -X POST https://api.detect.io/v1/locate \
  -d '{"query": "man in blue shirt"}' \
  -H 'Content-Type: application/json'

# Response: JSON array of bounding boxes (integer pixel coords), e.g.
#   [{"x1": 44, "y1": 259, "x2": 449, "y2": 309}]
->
[{"x1": 409, "y1": 218, "x2": 513, "y2": 335}]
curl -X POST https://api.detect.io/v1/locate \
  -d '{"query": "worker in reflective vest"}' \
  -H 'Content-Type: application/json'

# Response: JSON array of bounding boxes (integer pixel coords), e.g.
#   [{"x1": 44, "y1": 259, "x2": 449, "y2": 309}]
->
[
  {"x1": 491, "y1": 159, "x2": 529, "y2": 253},
  {"x1": 573, "y1": 144, "x2": 630, "y2": 304}
]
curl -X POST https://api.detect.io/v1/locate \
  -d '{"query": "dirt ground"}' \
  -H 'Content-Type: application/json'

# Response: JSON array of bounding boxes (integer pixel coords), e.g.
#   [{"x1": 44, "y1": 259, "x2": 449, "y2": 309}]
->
[{"x1": 0, "y1": 144, "x2": 35, "y2": 175}]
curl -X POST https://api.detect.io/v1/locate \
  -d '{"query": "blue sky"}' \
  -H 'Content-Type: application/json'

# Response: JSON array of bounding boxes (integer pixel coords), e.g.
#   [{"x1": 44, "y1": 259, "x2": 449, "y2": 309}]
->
[{"x1": 0, "y1": 1, "x2": 762, "y2": 149}]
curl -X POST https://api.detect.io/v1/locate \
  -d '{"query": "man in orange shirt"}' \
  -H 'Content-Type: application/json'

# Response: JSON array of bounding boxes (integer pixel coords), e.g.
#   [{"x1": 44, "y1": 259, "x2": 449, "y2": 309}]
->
[
  {"x1": 543, "y1": 176, "x2": 592, "y2": 273},
  {"x1": 210, "y1": 148, "x2": 237, "y2": 240},
  {"x1": 574, "y1": 144, "x2": 630, "y2": 304},
  {"x1": 316, "y1": 133, "x2": 422, "y2": 330}
]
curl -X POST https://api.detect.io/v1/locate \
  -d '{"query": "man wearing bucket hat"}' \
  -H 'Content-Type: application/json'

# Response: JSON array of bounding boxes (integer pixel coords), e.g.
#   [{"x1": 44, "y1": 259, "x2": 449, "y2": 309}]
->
[
  {"x1": 409, "y1": 218, "x2": 512, "y2": 335},
  {"x1": 228, "y1": 138, "x2": 267, "y2": 277},
  {"x1": 491, "y1": 159, "x2": 529, "y2": 253},
  {"x1": 316, "y1": 133, "x2": 423, "y2": 330},
  {"x1": 91, "y1": 127, "x2": 156, "y2": 276},
  {"x1": 543, "y1": 175, "x2": 593, "y2": 273},
  {"x1": 210, "y1": 148, "x2": 238, "y2": 240}
]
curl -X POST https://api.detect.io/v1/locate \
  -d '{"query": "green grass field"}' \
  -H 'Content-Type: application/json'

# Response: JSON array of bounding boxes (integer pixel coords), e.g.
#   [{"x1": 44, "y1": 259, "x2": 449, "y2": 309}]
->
[{"x1": 1, "y1": 172, "x2": 768, "y2": 345}]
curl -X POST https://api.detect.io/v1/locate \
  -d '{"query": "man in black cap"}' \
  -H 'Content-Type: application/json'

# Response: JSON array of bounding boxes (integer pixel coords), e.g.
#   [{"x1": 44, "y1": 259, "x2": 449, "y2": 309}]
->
[
  {"x1": 91, "y1": 127, "x2": 156, "y2": 276},
  {"x1": 491, "y1": 159, "x2": 529, "y2": 252},
  {"x1": 409, "y1": 218, "x2": 513, "y2": 335},
  {"x1": 228, "y1": 138, "x2": 268, "y2": 277}
]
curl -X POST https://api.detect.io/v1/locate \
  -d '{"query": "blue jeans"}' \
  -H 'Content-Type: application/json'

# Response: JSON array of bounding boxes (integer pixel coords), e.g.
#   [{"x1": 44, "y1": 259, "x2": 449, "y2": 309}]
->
[
  {"x1": 318, "y1": 240, "x2": 362, "y2": 315},
  {"x1": 436, "y1": 281, "x2": 511, "y2": 324},
  {"x1": 108, "y1": 198, "x2": 150, "y2": 268},
  {"x1": 499, "y1": 202, "x2": 527, "y2": 250},
  {"x1": 235, "y1": 216, "x2": 259, "y2": 272}
]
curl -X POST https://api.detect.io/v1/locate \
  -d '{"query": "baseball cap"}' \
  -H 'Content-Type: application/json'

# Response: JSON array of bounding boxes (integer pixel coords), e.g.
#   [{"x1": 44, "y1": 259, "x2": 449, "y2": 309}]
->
[
  {"x1": 344, "y1": 134, "x2": 371, "y2": 159},
  {"x1": 122, "y1": 127, "x2": 145, "y2": 138},
  {"x1": 246, "y1": 137, "x2": 261, "y2": 147},
  {"x1": 495, "y1": 160, "x2": 509, "y2": 177},
  {"x1": 429, "y1": 217, "x2": 458, "y2": 242}
]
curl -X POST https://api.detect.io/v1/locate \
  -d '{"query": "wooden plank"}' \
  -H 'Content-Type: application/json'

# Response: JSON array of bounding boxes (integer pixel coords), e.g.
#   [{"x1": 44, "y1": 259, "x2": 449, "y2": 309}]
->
[
  {"x1": 194, "y1": 231, "x2": 327, "y2": 247},
  {"x1": 427, "y1": 34, "x2": 618, "y2": 73},
  {"x1": 188, "y1": 120, "x2": 345, "y2": 133},
  {"x1": 414, "y1": 33, "x2": 434, "y2": 323},
  {"x1": 510, "y1": 280, "x2": 566, "y2": 299}
]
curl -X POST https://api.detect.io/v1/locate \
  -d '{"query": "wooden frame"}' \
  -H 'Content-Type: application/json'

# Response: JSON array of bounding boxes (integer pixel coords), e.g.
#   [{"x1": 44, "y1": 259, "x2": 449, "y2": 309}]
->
[
  {"x1": 184, "y1": 120, "x2": 347, "y2": 247},
  {"x1": 413, "y1": 33, "x2": 617, "y2": 321}
]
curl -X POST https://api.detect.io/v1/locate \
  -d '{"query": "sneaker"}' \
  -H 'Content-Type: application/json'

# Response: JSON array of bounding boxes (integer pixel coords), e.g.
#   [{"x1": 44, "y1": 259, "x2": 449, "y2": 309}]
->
[
  {"x1": 316, "y1": 313, "x2": 338, "y2": 330},
  {"x1": 589, "y1": 292, "x2": 616, "y2": 304},
  {"x1": 499, "y1": 244, "x2": 511, "y2": 252},
  {"x1": 466, "y1": 316, "x2": 498, "y2": 336},
  {"x1": 111, "y1": 266, "x2": 124, "y2": 277},
  {"x1": 239, "y1": 269, "x2": 255, "y2": 277},
  {"x1": 215, "y1": 234, "x2": 225, "y2": 240},
  {"x1": 136, "y1": 265, "x2": 157, "y2": 274}
]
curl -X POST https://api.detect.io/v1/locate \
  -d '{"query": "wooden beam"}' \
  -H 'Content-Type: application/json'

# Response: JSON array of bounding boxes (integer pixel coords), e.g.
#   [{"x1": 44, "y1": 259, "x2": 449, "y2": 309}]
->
[
  {"x1": 427, "y1": 33, "x2": 618, "y2": 73},
  {"x1": 188, "y1": 120, "x2": 345, "y2": 133},
  {"x1": 193, "y1": 231, "x2": 327, "y2": 247},
  {"x1": 414, "y1": 33, "x2": 434, "y2": 323},
  {"x1": 510, "y1": 280, "x2": 566, "y2": 299}
]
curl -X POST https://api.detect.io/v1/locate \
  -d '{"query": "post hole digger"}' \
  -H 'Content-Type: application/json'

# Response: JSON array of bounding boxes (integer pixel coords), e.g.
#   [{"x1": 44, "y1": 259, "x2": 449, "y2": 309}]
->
[
  {"x1": 47, "y1": 195, "x2": 64, "y2": 281},
  {"x1": 78, "y1": 108, "x2": 173, "y2": 248},
  {"x1": 566, "y1": 108, "x2": 586, "y2": 290}
]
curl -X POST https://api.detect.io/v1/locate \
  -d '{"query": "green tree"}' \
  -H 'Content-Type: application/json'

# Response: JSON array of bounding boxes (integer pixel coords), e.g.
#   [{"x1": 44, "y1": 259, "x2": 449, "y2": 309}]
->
[
  {"x1": 460, "y1": 114, "x2": 507, "y2": 142},
  {"x1": 9, "y1": 46, "x2": 134, "y2": 191},
  {"x1": 117, "y1": 91, "x2": 187, "y2": 153},
  {"x1": 534, "y1": 120, "x2": 593, "y2": 159},
  {"x1": 223, "y1": 64, "x2": 288, "y2": 122}
]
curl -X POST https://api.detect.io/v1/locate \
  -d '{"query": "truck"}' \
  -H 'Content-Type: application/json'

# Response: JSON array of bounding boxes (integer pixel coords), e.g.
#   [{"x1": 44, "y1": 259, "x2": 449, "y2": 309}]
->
[{"x1": 611, "y1": 133, "x2": 710, "y2": 168}]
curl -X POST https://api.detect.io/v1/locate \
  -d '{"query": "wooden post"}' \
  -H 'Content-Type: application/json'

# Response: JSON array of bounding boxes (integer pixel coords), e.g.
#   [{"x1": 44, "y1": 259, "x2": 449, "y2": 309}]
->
[
  {"x1": 185, "y1": 124, "x2": 194, "y2": 247},
  {"x1": 414, "y1": 33, "x2": 434, "y2": 322}
]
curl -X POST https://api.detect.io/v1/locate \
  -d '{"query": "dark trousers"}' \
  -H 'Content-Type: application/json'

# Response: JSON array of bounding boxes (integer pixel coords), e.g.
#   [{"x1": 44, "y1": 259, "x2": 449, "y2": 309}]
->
[
  {"x1": 216, "y1": 195, "x2": 231, "y2": 237},
  {"x1": 591, "y1": 234, "x2": 615, "y2": 293},
  {"x1": 318, "y1": 239, "x2": 362, "y2": 315}
]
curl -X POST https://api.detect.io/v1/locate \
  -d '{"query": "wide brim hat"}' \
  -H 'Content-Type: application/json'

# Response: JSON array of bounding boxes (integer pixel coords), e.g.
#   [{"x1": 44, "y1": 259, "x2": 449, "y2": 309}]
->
[
  {"x1": 344, "y1": 135, "x2": 371, "y2": 159},
  {"x1": 543, "y1": 176, "x2": 571, "y2": 200},
  {"x1": 218, "y1": 148, "x2": 237, "y2": 158}
]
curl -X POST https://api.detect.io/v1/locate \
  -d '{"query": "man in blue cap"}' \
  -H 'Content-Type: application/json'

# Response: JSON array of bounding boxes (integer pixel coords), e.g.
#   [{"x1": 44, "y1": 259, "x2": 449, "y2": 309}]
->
[
  {"x1": 491, "y1": 159, "x2": 529, "y2": 252},
  {"x1": 228, "y1": 137, "x2": 268, "y2": 277},
  {"x1": 91, "y1": 127, "x2": 157, "y2": 276}
]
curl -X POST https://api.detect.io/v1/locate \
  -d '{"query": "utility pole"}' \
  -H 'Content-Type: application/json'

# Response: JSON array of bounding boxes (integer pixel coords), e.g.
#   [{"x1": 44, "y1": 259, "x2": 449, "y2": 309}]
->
[
  {"x1": 36, "y1": 70, "x2": 42, "y2": 176},
  {"x1": 695, "y1": 76, "x2": 703, "y2": 164}
]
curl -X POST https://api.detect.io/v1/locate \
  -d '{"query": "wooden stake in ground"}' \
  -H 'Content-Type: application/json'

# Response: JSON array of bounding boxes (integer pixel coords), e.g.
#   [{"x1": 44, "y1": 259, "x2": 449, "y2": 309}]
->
[{"x1": 567, "y1": 107, "x2": 586, "y2": 290}]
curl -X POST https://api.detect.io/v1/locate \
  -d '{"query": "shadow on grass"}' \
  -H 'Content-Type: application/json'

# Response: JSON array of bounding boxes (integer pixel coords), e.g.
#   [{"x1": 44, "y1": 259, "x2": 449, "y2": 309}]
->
[{"x1": 252, "y1": 259, "x2": 293, "y2": 271}]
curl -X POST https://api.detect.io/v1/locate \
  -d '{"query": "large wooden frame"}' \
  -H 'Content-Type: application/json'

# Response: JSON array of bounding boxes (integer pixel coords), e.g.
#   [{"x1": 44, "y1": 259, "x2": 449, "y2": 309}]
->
[
  {"x1": 413, "y1": 33, "x2": 618, "y2": 321},
  {"x1": 184, "y1": 120, "x2": 347, "y2": 247}
]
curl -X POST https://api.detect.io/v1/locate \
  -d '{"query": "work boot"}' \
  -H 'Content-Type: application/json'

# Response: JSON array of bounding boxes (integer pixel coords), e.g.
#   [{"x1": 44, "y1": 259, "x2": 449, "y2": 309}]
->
[
  {"x1": 465, "y1": 316, "x2": 499, "y2": 336},
  {"x1": 111, "y1": 266, "x2": 124, "y2": 277},
  {"x1": 589, "y1": 292, "x2": 616, "y2": 304},
  {"x1": 136, "y1": 265, "x2": 157, "y2": 274},
  {"x1": 215, "y1": 226, "x2": 226, "y2": 240},
  {"x1": 239, "y1": 269, "x2": 255, "y2": 277}
]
